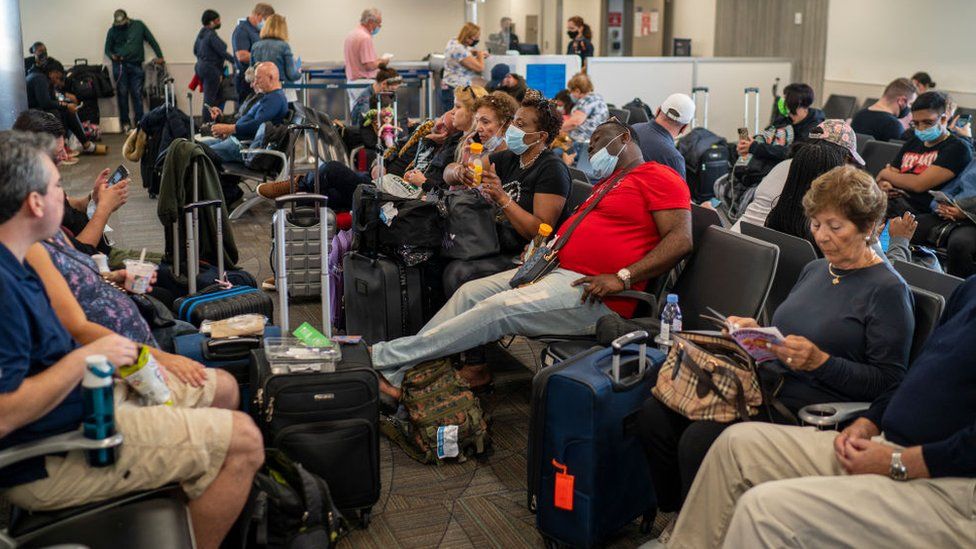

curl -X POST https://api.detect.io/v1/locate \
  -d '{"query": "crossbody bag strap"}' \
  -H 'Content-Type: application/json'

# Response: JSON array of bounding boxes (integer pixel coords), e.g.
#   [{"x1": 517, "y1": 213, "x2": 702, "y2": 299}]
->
[{"x1": 551, "y1": 168, "x2": 632, "y2": 254}]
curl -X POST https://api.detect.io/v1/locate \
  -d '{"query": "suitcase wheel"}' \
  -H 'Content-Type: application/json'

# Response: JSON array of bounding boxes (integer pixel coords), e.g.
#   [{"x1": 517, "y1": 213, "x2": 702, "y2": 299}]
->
[
  {"x1": 640, "y1": 509, "x2": 655, "y2": 534},
  {"x1": 358, "y1": 508, "x2": 372, "y2": 528},
  {"x1": 542, "y1": 536, "x2": 562, "y2": 549}
]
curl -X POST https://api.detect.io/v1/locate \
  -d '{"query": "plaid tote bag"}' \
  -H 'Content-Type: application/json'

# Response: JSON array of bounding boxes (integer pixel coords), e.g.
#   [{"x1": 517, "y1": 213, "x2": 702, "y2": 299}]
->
[{"x1": 652, "y1": 332, "x2": 763, "y2": 422}]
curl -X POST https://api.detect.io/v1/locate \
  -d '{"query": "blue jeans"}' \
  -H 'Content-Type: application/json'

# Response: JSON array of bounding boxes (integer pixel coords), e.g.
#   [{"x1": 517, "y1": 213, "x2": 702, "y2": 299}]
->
[
  {"x1": 371, "y1": 268, "x2": 613, "y2": 386},
  {"x1": 113, "y1": 61, "x2": 145, "y2": 126},
  {"x1": 210, "y1": 136, "x2": 243, "y2": 163},
  {"x1": 297, "y1": 161, "x2": 369, "y2": 211}
]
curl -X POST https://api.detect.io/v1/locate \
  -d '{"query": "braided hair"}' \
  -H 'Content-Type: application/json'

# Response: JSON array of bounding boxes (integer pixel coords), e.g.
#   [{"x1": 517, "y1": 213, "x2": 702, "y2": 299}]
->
[{"x1": 764, "y1": 140, "x2": 847, "y2": 244}]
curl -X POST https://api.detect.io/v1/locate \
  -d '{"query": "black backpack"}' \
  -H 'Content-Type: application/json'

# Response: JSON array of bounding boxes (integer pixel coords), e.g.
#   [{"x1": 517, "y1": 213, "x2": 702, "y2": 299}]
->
[
  {"x1": 623, "y1": 97, "x2": 653, "y2": 121},
  {"x1": 67, "y1": 61, "x2": 114, "y2": 99},
  {"x1": 247, "y1": 449, "x2": 347, "y2": 549},
  {"x1": 246, "y1": 122, "x2": 291, "y2": 174}
]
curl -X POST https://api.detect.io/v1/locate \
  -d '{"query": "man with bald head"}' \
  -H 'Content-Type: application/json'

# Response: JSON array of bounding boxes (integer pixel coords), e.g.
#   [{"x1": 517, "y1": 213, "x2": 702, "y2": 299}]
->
[{"x1": 206, "y1": 62, "x2": 288, "y2": 163}]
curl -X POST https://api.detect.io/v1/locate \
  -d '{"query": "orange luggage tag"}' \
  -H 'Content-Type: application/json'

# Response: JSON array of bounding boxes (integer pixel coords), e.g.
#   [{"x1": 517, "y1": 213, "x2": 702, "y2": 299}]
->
[{"x1": 552, "y1": 459, "x2": 575, "y2": 511}]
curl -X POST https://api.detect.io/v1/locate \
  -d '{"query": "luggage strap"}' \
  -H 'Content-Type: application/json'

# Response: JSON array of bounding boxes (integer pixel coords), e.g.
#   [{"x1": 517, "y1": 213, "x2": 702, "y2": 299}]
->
[{"x1": 179, "y1": 286, "x2": 257, "y2": 320}]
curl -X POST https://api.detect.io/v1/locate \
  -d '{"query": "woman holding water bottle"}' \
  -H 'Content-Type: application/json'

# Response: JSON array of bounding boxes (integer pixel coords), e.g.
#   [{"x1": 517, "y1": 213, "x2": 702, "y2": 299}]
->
[{"x1": 636, "y1": 165, "x2": 914, "y2": 516}]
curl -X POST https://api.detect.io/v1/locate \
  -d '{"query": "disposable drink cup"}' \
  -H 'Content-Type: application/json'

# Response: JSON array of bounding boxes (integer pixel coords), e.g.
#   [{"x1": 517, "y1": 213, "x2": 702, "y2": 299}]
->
[
  {"x1": 92, "y1": 253, "x2": 110, "y2": 274},
  {"x1": 123, "y1": 259, "x2": 157, "y2": 294}
]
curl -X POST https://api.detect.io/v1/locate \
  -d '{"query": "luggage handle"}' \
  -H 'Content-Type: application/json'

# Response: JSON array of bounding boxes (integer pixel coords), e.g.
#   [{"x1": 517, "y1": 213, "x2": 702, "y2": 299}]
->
[
  {"x1": 744, "y1": 87, "x2": 760, "y2": 134},
  {"x1": 273, "y1": 194, "x2": 331, "y2": 337},
  {"x1": 184, "y1": 197, "x2": 225, "y2": 294},
  {"x1": 204, "y1": 335, "x2": 262, "y2": 360},
  {"x1": 187, "y1": 92, "x2": 195, "y2": 137},
  {"x1": 611, "y1": 330, "x2": 649, "y2": 384},
  {"x1": 74, "y1": 58, "x2": 88, "y2": 66},
  {"x1": 691, "y1": 86, "x2": 709, "y2": 93}
]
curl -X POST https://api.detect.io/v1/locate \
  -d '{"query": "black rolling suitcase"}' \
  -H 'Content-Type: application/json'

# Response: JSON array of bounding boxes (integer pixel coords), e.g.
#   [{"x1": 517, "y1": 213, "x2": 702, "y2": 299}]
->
[
  {"x1": 171, "y1": 199, "x2": 273, "y2": 326},
  {"x1": 343, "y1": 251, "x2": 425, "y2": 344},
  {"x1": 251, "y1": 192, "x2": 381, "y2": 525}
]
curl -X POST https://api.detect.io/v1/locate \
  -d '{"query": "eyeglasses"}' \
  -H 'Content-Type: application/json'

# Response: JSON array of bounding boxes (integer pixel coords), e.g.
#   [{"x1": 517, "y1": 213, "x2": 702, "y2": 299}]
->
[{"x1": 909, "y1": 118, "x2": 942, "y2": 130}]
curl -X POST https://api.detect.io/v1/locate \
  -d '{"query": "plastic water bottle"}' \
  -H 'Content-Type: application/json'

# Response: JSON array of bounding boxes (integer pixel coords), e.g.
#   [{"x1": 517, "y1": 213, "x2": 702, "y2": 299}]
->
[
  {"x1": 468, "y1": 142, "x2": 485, "y2": 186},
  {"x1": 82, "y1": 355, "x2": 117, "y2": 467},
  {"x1": 657, "y1": 294, "x2": 683, "y2": 350}
]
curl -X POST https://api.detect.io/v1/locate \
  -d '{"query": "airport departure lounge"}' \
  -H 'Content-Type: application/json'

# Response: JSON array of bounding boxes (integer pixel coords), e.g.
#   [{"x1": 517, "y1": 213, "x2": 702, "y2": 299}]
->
[{"x1": 1, "y1": 1, "x2": 975, "y2": 547}]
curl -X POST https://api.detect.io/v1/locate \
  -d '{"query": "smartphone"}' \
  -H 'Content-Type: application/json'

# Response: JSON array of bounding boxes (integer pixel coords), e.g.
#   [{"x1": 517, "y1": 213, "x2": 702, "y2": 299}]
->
[
  {"x1": 737, "y1": 127, "x2": 750, "y2": 141},
  {"x1": 956, "y1": 114, "x2": 972, "y2": 128},
  {"x1": 107, "y1": 164, "x2": 129, "y2": 187}
]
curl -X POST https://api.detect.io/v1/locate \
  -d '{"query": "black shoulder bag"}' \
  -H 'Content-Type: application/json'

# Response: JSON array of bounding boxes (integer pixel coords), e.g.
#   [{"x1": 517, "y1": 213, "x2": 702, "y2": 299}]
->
[{"x1": 508, "y1": 169, "x2": 631, "y2": 288}]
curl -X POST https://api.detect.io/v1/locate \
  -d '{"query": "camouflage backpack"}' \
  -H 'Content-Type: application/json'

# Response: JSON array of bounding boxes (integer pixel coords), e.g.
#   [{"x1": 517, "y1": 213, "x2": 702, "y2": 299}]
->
[{"x1": 381, "y1": 358, "x2": 490, "y2": 464}]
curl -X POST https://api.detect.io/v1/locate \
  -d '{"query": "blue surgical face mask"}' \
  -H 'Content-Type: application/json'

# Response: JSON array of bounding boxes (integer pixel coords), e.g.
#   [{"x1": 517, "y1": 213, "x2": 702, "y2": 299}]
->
[
  {"x1": 257, "y1": 19, "x2": 264, "y2": 31},
  {"x1": 484, "y1": 135, "x2": 503, "y2": 153},
  {"x1": 589, "y1": 133, "x2": 624, "y2": 180},
  {"x1": 914, "y1": 123, "x2": 944, "y2": 142},
  {"x1": 505, "y1": 125, "x2": 536, "y2": 154},
  {"x1": 371, "y1": 25, "x2": 381, "y2": 36}
]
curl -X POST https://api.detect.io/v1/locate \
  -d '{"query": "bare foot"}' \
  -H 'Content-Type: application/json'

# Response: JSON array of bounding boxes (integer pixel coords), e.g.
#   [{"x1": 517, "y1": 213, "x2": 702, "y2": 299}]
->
[{"x1": 458, "y1": 364, "x2": 492, "y2": 388}]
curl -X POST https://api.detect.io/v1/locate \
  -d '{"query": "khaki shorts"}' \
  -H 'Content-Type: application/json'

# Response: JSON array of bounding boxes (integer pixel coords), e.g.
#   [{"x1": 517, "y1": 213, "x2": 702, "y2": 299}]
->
[{"x1": 5, "y1": 369, "x2": 233, "y2": 510}]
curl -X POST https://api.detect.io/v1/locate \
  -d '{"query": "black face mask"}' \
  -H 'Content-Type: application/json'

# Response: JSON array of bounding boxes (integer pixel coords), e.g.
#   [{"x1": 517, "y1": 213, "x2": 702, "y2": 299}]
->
[
  {"x1": 567, "y1": 30, "x2": 579, "y2": 39},
  {"x1": 897, "y1": 105, "x2": 910, "y2": 119},
  {"x1": 470, "y1": 39, "x2": 479, "y2": 47},
  {"x1": 213, "y1": 23, "x2": 222, "y2": 30}
]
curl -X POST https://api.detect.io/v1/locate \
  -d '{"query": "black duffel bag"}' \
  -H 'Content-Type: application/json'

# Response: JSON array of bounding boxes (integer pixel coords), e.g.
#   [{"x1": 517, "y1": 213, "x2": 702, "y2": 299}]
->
[
  {"x1": 352, "y1": 184, "x2": 443, "y2": 253},
  {"x1": 441, "y1": 188, "x2": 500, "y2": 260}
]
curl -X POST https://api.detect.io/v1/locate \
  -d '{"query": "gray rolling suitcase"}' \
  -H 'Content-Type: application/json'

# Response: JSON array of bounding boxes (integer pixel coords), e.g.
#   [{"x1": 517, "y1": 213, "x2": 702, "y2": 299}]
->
[{"x1": 271, "y1": 124, "x2": 337, "y2": 298}]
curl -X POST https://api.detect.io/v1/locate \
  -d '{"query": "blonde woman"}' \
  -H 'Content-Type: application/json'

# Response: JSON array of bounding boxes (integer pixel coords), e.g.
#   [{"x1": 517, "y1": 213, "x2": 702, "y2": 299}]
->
[
  {"x1": 441, "y1": 22, "x2": 487, "y2": 112},
  {"x1": 250, "y1": 13, "x2": 301, "y2": 101}
]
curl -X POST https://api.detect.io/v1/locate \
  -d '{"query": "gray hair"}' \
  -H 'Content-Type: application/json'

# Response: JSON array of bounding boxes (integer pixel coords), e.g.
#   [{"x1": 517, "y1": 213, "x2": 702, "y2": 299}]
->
[
  {"x1": 0, "y1": 131, "x2": 58, "y2": 224},
  {"x1": 360, "y1": 8, "x2": 381, "y2": 25}
]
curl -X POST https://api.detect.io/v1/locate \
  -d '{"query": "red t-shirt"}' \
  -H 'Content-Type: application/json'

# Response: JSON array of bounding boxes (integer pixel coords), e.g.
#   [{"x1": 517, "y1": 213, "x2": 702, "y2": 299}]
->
[{"x1": 556, "y1": 162, "x2": 691, "y2": 318}]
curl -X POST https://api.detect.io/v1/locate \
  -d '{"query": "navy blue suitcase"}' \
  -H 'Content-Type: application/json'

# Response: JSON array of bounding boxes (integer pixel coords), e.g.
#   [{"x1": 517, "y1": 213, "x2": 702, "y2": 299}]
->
[
  {"x1": 174, "y1": 326, "x2": 282, "y2": 411},
  {"x1": 528, "y1": 331, "x2": 665, "y2": 548}
]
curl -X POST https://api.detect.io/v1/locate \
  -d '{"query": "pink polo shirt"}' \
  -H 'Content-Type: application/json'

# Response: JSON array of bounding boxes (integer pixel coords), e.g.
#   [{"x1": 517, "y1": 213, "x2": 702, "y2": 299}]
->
[{"x1": 343, "y1": 25, "x2": 378, "y2": 80}]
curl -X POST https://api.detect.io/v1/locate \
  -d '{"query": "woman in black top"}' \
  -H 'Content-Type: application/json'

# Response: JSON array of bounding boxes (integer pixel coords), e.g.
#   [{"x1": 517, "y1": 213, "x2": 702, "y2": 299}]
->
[
  {"x1": 566, "y1": 16, "x2": 594, "y2": 68},
  {"x1": 194, "y1": 10, "x2": 235, "y2": 123},
  {"x1": 449, "y1": 90, "x2": 571, "y2": 255},
  {"x1": 637, "y1": 166, "x2": 913, "y2": 514}
]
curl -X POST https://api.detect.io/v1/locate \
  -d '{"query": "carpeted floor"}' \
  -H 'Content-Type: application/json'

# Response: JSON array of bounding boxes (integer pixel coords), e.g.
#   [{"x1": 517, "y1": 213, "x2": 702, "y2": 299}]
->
[{"x1": 27, "y1": 133, "x2": 667, "y2": 548}]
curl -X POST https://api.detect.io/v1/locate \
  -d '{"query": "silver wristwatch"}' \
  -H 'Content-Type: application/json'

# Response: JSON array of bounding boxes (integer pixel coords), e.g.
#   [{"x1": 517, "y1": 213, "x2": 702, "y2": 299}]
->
[
  {"x1": 616, "y1": 268, "x2": 632, "y2": 290},
  {"x1": 889, "y1": 451, "x2": 908, "y2": 481}
]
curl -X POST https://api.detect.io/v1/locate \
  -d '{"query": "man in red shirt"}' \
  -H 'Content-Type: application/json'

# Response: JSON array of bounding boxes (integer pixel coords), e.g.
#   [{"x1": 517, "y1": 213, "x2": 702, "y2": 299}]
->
[{"x1": 371, "y1": 121, "x2": 693, "y2": 397}]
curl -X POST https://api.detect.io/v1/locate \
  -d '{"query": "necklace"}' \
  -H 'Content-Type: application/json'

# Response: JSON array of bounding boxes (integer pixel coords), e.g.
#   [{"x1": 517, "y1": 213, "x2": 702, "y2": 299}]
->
[
  {"x1": 519, "y1": 146, "x2": 542, "y2": 169},
  {"x1": 828, "y1": 251, "x2": 880, "y2": 285},
  {"x1": 827, "y1": 263, "x2": 847, "y2": 285}
]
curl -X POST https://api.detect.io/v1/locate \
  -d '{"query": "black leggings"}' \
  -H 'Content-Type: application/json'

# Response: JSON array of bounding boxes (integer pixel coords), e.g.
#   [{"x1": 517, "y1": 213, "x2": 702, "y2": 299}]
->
[
  {"x1": 298, "y1": 161, "x2": 369, "y2": 211},
  {"x1": 53, "y1": 108, "x2": 87, "y2": 146},
  {"x1": 635, "y1": 397, "x2": 735, "y2": 512},
  {"x1": 915, "y1": 213, "x2": 976, "y2": 278}
]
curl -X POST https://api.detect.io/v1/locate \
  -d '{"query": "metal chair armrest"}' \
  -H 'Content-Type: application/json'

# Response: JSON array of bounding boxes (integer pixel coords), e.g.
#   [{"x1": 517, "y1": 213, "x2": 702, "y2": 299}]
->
[
  {"x1": 798, "y1": 402, "x2": 870, "y2": 429},
  {"x1": 615, "y1": 290, "x2": 658, "y2": 309},
  {"x1": 0, "y1": 431, "x2": 123, "y2": 469}
]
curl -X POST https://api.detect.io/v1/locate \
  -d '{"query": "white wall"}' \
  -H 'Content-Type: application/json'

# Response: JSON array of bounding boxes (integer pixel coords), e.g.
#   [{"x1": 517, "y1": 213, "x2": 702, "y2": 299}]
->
[
  {"x1": 670, "y1": 0, "x2": 716, "y2": 57},
  {"x1": 20, "y1": 0, "x2": 466, "y2": 63},
  {"x1": 825, "y1": 0, "x2": 976, "y2": 95}
]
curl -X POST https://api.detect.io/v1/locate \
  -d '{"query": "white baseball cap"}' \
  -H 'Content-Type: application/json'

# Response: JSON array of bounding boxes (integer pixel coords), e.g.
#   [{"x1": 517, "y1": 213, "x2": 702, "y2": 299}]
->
[{"x1": 660, "y1": 93, "x2": 696, "y2": 125}]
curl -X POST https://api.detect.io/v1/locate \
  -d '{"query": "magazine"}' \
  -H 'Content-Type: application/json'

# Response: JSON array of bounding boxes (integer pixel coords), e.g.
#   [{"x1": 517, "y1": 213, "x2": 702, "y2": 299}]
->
[
  {"x1": 700, "y1": 308, "x2": 785, "y2": 363},
  {"x1": 930, "y1": 190, "x2": 976, "y2": 224}
]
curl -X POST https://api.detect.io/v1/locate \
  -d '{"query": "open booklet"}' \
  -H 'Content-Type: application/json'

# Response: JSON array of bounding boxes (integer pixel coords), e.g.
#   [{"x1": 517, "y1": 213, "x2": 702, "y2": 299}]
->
[
  {"x1": 699, "y1": 308, "x2": 785, "y2": 363},
  {"x1": 930, "y1": 191, "x2": 976, "y2": 224}
]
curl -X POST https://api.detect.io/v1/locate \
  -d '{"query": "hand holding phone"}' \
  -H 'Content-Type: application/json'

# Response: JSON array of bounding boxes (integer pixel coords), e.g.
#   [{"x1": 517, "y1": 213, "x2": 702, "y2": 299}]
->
[
  {"x1": 107, "y1": 164, "x2": 129, "y2": 187},
  {"x1": 737, "y1": 127, "x2": 750, "y2": 141},
  {"x1": 956, "y1": 114, "x2": 972, "y2": 128}
]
